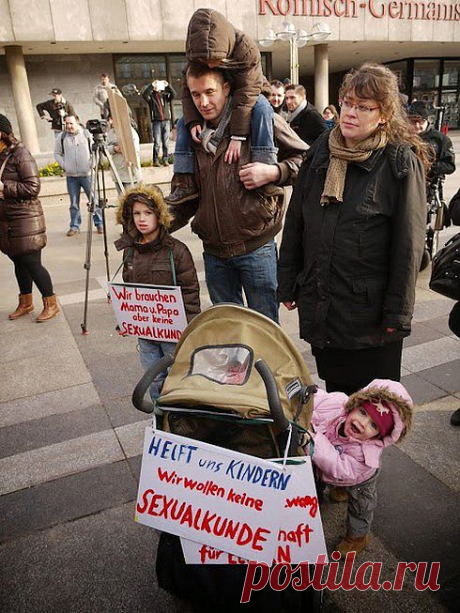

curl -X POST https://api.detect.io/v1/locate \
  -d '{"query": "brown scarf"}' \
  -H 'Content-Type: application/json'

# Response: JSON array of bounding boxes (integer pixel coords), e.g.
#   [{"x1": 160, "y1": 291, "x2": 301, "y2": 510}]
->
[{"x1": 321, "y1": 125, "x2": 388, "y2": 206}]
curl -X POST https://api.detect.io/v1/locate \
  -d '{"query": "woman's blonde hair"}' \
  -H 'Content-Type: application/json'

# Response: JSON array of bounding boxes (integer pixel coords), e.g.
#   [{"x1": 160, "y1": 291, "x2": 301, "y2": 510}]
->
[{"x1": 340, "y1": 62, "x2": 431, "y2": 172}]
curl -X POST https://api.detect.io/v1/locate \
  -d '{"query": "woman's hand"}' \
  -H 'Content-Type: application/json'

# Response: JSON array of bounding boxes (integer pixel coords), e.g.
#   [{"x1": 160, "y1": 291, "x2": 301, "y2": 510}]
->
[
  {"x1": 224, "y1": 140, "x2": 242, "y2": 164},
  {"x1": 282, "y1": 301, "x2": 297, "y2": 311},
  {"x1": 190, "y1": 125, "x2": 202, "y2": 144}
]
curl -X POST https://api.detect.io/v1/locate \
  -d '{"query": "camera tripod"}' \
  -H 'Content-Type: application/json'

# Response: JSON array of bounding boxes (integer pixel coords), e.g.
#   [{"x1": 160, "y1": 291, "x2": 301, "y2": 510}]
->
[{"x1": 81, "y1": 132, "x2": 125, "y2": 334}]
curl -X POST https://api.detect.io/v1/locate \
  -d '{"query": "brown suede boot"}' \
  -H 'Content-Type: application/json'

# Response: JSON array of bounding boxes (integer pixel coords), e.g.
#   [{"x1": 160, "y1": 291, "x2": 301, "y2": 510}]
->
[
  {"x1": 9, "y1": 294, "x2": 34, "y2": 320},
  {"x1": 36, "y1": 295, "x2": 60, "y2": 323},
  {"x1": 165, "y1": 173, "x2": 199, "y2": 205},
  {"x1": 336, "y1": 534, "x2": 369, "y2": 558},
  {"x1": 329, "y1": 486, "x2": 349, "y2": 503}
]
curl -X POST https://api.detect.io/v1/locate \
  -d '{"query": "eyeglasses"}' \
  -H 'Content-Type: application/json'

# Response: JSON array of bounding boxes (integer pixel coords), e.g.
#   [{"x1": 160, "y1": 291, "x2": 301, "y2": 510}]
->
[{"x1": 339, "y1": 99, "x2": 380, "y2": 114}]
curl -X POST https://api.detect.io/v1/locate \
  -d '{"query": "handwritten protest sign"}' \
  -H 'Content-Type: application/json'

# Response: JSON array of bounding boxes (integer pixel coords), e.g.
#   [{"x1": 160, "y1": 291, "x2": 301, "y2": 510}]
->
[
  {"x1": 109, "y1": 282, "x2": 187, "y2": 342},
  {"x1": 135, "y1": 429, "x2": 297, "y2": 563},
  {"x1": 181, "y1": 459, "x2": 328, "y2": 565}
]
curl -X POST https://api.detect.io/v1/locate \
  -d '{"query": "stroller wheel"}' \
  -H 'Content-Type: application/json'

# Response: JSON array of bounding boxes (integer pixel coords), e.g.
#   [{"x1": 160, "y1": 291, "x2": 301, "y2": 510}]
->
[{"x1": 419, "y1": 249, "x2": 431, "y2": 272}]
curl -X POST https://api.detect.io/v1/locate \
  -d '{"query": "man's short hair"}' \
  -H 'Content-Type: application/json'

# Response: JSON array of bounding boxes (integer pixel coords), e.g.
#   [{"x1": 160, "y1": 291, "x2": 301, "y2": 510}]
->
[
  {"x1": 270, "y1": 80, "x2": 284, "y2": 89},
  {"x1": 64, "y1": 114, "x2": 78, "y2": 123},
  {"x1": 101, "y1": 73, "x2": 108, "y2": 78},
  {"x1": 285, "y1": 84, "x2": 306, "y2": 99},
  {"x1": 186, "y1": 62, "x2": 230, "y2": 87}
]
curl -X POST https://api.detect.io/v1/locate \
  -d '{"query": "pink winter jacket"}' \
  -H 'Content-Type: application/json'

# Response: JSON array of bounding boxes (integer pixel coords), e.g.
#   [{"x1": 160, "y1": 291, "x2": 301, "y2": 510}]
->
[{"x1": 311, "y1": 379, "x2": 412, "y2": 487}]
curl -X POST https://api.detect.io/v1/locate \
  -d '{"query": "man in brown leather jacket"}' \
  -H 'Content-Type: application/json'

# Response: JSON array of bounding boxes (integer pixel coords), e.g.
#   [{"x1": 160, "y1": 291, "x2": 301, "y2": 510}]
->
[{"x1": 168, "y1": 64, "x2": 307, "y2": 323}]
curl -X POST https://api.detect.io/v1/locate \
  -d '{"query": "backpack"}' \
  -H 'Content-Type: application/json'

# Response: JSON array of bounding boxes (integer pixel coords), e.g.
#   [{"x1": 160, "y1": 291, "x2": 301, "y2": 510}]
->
[{"x1": 429, "y1": 233, "x2": 460, "y2": 301}]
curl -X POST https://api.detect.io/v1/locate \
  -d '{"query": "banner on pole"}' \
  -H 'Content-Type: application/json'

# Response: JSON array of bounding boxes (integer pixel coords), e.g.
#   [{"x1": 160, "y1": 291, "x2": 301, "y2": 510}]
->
[
  {"x1": 109, "y1": 281, "x2": 187, "y2": 342},
  {"x1": 135, "y1": 429, "x2": 298, "y2": 564},
  {"x1": 181, "y1": 459, "x2": 328, "y2": 565}
]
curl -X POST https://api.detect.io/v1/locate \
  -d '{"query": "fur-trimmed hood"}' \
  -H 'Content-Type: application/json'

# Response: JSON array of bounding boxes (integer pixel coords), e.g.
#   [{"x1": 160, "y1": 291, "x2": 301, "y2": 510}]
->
[
  {"x1": 310, "y1": 379, "x2": 414, "y2": 485},
  {"x1": 345, "y1": 379, "x2": 413, "y2": 443},
  {"x1": 116, "y1": 183, "x2": 173, "y2": 239}
]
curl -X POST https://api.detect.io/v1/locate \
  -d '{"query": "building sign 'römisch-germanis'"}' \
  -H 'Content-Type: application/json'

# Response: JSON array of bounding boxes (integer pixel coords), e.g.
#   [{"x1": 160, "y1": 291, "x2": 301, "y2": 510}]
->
[{"x1": 259, "y1": 0, "x2": 460, "y2": 20}]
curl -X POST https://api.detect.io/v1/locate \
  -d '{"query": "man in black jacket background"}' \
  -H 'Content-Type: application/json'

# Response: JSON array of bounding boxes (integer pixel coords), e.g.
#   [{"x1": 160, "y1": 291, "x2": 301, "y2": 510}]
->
[
  {"x1": 142, "y1": 77, "x2": 176, "y2": 167},
  {"x1": 285, "y1": 84, "x2": 327, "y2": 146},
  {"x1": 408, "y1": 101, "x2": 456, "y2": 184},
  {"x1": 36, "y1": 88, "x2": 76, "y2": 136}
]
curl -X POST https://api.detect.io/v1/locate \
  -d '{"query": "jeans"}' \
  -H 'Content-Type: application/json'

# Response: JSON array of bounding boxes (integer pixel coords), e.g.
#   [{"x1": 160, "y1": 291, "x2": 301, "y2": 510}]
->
[
  {"x1": 9, "y1": 251, "x2": 54, "y2": 297},
  {"x1": 152, "y1": 120, "x2": 170, "y2": 163},
  {"x1": 173, "y1": 95, "x2": 277, "y2": 173},
  {"x1": 138, "y1": 339, "x2": 175, "y2": 401},
  {"x1": 66, "y1": 176, "x2": 102, "y2": 231},
  {"x1": 203, "y1": 239, "x2": 279, "y2": 323}
]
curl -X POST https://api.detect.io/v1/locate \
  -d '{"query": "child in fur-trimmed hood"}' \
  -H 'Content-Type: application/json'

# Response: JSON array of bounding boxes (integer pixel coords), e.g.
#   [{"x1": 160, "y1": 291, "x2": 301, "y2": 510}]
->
[
  {"x1": 115, "y1": 183, "x2": 200, "y2": 399},
  {"x1": 302, "y1": 379, "x2": 413, "y2": 557}
]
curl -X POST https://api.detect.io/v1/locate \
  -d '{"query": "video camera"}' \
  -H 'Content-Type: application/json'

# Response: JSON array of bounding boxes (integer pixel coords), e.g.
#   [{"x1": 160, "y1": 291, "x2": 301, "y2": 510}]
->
[{"x1": 86, "y1": 119, "x2": 108, "y2": 135}]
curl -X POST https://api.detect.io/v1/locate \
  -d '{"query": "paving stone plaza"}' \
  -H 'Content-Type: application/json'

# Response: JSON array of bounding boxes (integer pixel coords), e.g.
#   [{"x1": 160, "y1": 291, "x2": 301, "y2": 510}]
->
[{"x1": 1, "y1": 138, "x2": 459, "y2": 612}]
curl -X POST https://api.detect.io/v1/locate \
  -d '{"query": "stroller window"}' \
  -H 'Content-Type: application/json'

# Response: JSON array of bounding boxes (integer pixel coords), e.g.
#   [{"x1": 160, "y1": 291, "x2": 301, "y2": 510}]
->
[{"x1": 189, "y1": 345, "x2": 253, "y2": 385}]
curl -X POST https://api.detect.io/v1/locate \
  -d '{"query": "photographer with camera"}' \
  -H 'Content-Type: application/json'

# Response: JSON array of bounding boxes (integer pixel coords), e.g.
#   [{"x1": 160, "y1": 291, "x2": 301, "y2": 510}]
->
[
  {"x1": 142, "y1": 75, "x2": 176, "y2": 167},
  {"x1": 54, "y1": 115, "x2": 103, "y2": 236},
  {"x1": 36, "y1": 88, "x2": 76, "y2": 136}
]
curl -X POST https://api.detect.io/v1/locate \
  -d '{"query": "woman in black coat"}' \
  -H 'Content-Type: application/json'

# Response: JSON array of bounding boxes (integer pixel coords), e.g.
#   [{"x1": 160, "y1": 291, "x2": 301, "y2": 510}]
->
[
  {"x1": 0, "y1": 114, "x2": 59, "y2": 322},
  {"x1": 278, "y1": 63, "x2": 429, "y2": 394}
]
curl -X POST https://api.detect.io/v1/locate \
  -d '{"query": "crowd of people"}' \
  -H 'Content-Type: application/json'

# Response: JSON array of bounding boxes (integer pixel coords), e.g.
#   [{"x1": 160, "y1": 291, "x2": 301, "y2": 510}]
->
[{"x1": 0, "y1": 8, "x2": 457, "y2": 574}]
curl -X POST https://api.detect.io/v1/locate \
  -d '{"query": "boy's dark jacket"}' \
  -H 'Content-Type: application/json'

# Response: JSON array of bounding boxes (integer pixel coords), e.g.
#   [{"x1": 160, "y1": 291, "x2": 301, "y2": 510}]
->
[
  {"x1": 115, "y1": 185, "x2": 200, "y2": 322},
  {"x1": 182, "y1": 8, "x2": 270, "y2": 136}
]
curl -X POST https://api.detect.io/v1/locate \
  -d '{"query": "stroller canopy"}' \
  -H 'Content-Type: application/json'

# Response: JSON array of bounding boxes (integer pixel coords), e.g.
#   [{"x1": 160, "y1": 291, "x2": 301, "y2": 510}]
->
[{"x1": 159, "y1": 304, "x2": 314, "y2": 430}]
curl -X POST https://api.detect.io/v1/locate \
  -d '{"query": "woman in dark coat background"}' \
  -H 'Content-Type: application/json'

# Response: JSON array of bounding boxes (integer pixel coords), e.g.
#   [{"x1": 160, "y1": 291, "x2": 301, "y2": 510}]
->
[
  {"x1": 278, "y1": 63, "x2": 429, "y2": 394},
  {"x1": 0, "y1": 114, "x2": 59, "y2": 322}
]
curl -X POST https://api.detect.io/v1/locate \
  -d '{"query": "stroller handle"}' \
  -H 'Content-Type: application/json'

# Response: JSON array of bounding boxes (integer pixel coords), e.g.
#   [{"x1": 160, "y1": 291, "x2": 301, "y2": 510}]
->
[
  {"x1": 255, "y1": 359, "x2": 289, "y2": 432},
  {"x1": 132, "y1": 354, "x2": 175, "y2": 414}
]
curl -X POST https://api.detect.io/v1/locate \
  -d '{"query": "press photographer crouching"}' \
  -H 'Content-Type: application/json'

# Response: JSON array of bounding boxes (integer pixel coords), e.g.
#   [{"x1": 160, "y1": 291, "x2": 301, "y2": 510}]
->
[{"x1": 0, "y1": 114, "x2": 60, "y2": 322}]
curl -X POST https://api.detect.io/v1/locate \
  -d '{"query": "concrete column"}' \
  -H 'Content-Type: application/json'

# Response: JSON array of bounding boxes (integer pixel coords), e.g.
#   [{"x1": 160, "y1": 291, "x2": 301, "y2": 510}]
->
[
  {"x1": 314, "y1": 44, "x2": 329, "y2": 112},
  {"x1": 4, "y1": 46, "x2": 40, "y2": 154},
  {"x1": 290, "y1": 39, "x2": 299, "y2": 84}
]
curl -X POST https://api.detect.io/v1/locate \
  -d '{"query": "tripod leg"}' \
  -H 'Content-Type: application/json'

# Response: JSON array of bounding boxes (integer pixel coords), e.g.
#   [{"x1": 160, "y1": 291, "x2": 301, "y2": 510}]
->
[
  {"x1": 81, "y1": 148, "x2": 99, "y2": 334},
  {"x1": 99, "y1": 167, "x2": 112, "y2": 301}
]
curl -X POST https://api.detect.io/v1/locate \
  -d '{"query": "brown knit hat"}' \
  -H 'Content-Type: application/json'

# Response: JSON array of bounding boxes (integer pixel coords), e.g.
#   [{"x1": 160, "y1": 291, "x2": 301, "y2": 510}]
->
[{"x1": 0, "y1": 114, "x2": 13, "y2": 135}]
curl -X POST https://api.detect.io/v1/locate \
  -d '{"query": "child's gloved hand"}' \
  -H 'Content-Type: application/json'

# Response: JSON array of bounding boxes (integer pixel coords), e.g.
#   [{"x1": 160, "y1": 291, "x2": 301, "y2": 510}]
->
[
  {"x1": 224, "y1": 139, "x2": 242, "y2": 164},
  {"x1": 190, "y1": 125, "x2": 202, "y2": 144}
]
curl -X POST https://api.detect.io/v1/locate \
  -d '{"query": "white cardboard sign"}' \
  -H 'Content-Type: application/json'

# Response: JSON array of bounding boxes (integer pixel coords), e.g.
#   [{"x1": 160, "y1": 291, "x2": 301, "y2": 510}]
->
[
  {"x1": 181, "y1": 459, "x2": 328, "y2": 565},
  {"x1": 135, "y1": 429, "x2": 297, "y2": 564},
  {"x1": 109, "y1": 281, "x2": 187, "y2": 342}
]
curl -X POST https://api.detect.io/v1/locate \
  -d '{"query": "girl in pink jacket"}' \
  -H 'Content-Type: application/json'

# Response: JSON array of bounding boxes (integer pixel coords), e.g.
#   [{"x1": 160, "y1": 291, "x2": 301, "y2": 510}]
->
[{"x1": 303, "y1": 379, "x2": 413, "y2": 557}]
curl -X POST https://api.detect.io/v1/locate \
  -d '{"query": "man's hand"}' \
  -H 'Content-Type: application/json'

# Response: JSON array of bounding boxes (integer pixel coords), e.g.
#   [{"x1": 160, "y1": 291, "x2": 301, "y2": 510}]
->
[
  {"x1": 113, "y1": 145, "x2": 122, "y2": 154},
  {"x1": 224, "y1": 140, "x2": 242, "y2": 164},
  {"x1": 239, "y1": 163, "x2": 280, "y2": 190},
  {"x1": 190, "y1": 125, "x2": 202, "y2": 144},
  {"x1": 282, "y1": 301, "x2": 297, "y2": 311}
]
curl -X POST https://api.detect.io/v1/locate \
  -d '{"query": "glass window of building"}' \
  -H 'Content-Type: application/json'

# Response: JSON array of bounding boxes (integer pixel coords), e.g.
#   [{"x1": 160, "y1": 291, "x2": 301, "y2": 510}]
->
[
  {"x1": 412, "y1": 60, "x2": 441, "y2": 109},
  {"x1": 114, "y1": 52, "x2": 271, "y2": 143}
]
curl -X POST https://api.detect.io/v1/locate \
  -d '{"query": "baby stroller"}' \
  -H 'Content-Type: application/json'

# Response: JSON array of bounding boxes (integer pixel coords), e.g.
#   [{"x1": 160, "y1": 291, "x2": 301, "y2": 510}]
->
[{"x1": 132, "y1": 304, "x2": 321, "y2": 612}]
